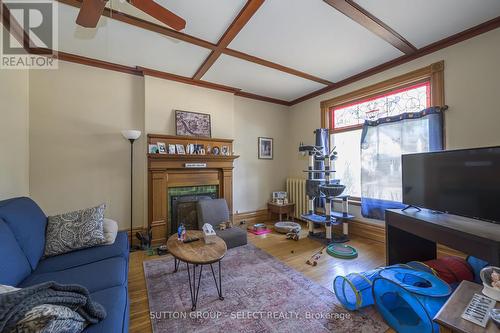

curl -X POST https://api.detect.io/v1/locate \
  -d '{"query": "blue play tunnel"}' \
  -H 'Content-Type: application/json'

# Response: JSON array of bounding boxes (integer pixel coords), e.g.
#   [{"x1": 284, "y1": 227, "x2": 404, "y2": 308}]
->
[{"x1": 372, "y1": 267, "x2": 451, "y2": 333}]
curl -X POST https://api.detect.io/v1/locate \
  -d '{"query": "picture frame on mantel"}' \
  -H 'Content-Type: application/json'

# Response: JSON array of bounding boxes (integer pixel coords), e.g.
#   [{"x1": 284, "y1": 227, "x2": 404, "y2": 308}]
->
[
  {"x1": 175, "y1": 110, "x2": 211, "y2": 138},
  {"x1": 258, "y1": 137, "x2": 273, "y2": 160}
]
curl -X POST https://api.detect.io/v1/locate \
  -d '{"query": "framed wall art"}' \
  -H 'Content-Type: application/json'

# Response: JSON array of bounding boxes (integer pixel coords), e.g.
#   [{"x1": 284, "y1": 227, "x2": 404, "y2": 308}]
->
[
  {"x1": 175, "y1": 110, "x2": 211, "y2": 138},
  {"x1": 258, "y1": 137, "x2": 273, "y2": 160}
]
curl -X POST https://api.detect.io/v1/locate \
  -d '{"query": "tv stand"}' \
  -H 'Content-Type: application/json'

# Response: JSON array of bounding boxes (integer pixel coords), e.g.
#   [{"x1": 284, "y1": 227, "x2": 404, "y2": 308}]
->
[
  {"x1": 385, "y1": 209, "x2": 500, "y2": 266},
  {"x1": 401, "y1": 205, "x2": 421, "y2": 212}
]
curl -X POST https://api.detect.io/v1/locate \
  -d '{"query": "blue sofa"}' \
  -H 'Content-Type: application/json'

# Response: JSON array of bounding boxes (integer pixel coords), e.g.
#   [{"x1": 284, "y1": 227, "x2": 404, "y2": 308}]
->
[{"x1": 0, "y1": 197, "x2": 129, "y2": 333}]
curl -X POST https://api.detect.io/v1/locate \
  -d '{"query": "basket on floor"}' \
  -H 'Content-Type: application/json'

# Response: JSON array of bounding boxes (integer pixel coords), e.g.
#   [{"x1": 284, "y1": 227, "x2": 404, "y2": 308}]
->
[{"x1": 372, "y1": 267, "x2": 451, "y2": 333}]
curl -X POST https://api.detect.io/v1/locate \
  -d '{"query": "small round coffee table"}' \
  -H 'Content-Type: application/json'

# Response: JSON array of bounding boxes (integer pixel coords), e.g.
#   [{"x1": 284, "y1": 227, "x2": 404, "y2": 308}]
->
[{"x1": 166, "y1": 230, "x2": 227, "y2": 311}]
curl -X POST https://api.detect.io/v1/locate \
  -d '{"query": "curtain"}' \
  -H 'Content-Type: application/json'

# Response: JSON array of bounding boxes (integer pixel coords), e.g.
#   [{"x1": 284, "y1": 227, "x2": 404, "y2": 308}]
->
[{"x1": 360, "y1": 106, "x2": 445, "y2": 220}]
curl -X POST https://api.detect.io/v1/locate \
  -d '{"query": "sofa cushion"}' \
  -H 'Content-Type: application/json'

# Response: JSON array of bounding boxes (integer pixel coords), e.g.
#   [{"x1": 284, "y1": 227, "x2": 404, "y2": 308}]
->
[
  {"x1": 103, "y1": 218, "x2": 119, "y2": 245},
  {"x1": 20, "y1": 256, "x2": 127, "y2": 293},
  {"x1": 215, "y1": 227, "x2": 247, "y2": 249},
  {"x1": 197, "y1": 199, "x2": 230, "y2": 229},
  {"x1": 35, "y1": 232, "x2": 129, "y2": 274},
  {"x1": 44, "y1": 204, "x2": 107, "y2": 257},
  {"x1": 0, "y1": 197, "x2": 47, "y2": 270},
  {"x1": 0, "y1": 219, "x2": 32, "y2": 286},
  {"x1": 85, "y1": 286, "x2": 128, "y2": 333}
]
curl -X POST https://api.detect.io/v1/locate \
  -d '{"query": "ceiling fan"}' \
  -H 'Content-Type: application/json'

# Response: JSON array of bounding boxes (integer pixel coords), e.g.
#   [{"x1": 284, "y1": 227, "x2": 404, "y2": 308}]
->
[{"x1": 76, "y1": 0, "x2": 186, "y2": 30}]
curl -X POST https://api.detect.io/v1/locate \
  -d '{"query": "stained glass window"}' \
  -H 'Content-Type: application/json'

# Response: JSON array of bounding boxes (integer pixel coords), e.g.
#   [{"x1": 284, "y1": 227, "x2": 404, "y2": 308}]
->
[{"x1": 330, "y1": 81, "x2": 431, "y2": 131}]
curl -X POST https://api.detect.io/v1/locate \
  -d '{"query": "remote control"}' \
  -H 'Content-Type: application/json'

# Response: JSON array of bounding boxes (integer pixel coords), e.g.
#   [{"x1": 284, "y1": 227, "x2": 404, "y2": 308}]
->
[{"x1": 183, "y1": 237, "x2": 199, "y2": 243}]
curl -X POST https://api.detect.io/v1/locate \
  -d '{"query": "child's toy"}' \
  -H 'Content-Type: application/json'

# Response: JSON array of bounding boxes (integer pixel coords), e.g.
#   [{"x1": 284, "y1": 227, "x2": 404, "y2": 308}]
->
[
  {"x1": 177, "y1": 224, "x2": 186, "y2": 241},
  {"x1": 306, "y1": 246, "x2": 326, "y2": 266},
  {"x1": 372, "y1": 267, "x2": 452, "y2": 333},
  {"x1": 202, "y1": 223, "x2": 217, "y2": 244},
  {"x1": 286, "y1": 228, "x2": 300, "y2": 241},
  {"x1": 424, "y1": 256, "x2": 473, "y2": 285},
  {"x1": 247, "y1": 228, "x2": 272, "y2": 235},
  {"x1": 136, "y1": 227, "x2": 152, "y2": 250},
  {"x1": 334, "y1": 268, "x2": 383, "y2": 310},
  {"x1": 156, "y1": 244, "x2": 168, "y2": 256},
  {"x1": 326, "y1": 243, "x2": 358, "y2": 259}
]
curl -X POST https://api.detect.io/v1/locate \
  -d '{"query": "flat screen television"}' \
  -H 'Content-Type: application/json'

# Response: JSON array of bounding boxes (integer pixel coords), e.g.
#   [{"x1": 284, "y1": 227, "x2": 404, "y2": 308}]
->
[{"x1": 402, "y1": 146, "x2": 500, "y2": 223}]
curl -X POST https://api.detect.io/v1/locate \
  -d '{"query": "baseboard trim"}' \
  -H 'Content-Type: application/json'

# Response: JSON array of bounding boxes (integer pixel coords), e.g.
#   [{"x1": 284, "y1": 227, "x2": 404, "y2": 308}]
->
[{"x1": 233, "y1": 209, "x2": 268, "y2": 227}]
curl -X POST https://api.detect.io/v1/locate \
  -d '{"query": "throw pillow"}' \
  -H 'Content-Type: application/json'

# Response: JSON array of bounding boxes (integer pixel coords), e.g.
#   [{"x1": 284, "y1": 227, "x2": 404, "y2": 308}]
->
[
  {"x1": 103, "y1": 218, "x2": 118, "y2": 245},
  {"x1": 44, "y1": 204, "x2": 106, "y2": 257}
]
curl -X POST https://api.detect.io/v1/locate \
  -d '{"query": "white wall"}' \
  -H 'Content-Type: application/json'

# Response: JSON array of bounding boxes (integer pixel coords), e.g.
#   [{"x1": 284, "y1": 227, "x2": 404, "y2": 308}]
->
[
  {"x1": 0, "y1": 69, "x2": 30, "y2": 200},
  {"x1": 233, "y1": 97, "x2": 289, "y2": 212},
  {"x1": 25, "y1": 65, "x2": 288, "y2": 231},
  {"x1": 144, "y1": 77, "x2": 235, "y2": 138},
  {"x1": 12, "y1": 26, "x2": 500, "y2": 229},
  {"x1": 29, "y1": 62, "x2": 145, "y2": 229},
  {"x1": 288, "y1": 27, "x2": 500, "y2": 225},
  {"x1": 143, "y1": 76, "x2": 289, "y2": 214}
]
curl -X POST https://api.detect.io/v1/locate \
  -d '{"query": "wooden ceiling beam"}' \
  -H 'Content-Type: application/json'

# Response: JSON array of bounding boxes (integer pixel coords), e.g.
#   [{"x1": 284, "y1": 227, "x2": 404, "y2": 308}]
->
[
  {"x1": 223, "y1": 48, "x2": 333, "y2": 85},
  {"x1": 57, "y1": 0, "x2": 331, "y2": 86},
  {"x1": 324, "y1": 0, "x2": 417, "y2": 55},
  {"x1": 235, "y1": 91, "x2": 291, "y2": 106},
  {"x1": 138, "y1": 66, "x2": 241, "y2": 94},
  {"x1": 192, "y1": 0, "x2": 264, "y2": 80},
  {"x1": 290, "y1": 15, "x2": 500, "y2": 105}
]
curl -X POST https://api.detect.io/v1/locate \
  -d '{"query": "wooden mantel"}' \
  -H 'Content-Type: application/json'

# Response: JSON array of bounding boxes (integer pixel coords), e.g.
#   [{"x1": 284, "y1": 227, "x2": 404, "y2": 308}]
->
[{"x1": 147, "y1": 134, "x2": 239, "y2": 245}]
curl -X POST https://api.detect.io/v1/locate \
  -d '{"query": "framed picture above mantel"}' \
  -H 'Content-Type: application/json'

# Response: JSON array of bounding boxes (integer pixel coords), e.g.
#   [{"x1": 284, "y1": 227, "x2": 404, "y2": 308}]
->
[{"x1": 175, "y1": 110, "x2": 211, "y2": 138}]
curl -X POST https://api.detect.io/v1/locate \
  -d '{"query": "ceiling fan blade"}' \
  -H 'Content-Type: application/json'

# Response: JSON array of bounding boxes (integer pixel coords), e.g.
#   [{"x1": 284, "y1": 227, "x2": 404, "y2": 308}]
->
[
  {"x1": 128, "y1": 0, "x2": 186, "y2": 31},
  {"x1": 76, "y1": 0, "x2": 108, "y2": 28}
]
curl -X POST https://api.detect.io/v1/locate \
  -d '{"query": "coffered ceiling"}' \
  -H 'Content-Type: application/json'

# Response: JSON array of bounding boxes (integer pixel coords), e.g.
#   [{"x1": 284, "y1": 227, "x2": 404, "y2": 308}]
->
[{"x1": 2, "y1": 0, "x2": 500, "y2": 105}]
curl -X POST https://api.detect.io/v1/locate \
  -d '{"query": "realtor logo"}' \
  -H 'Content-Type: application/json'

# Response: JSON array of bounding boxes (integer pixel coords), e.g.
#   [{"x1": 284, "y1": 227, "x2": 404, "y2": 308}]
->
[{"x1": 1, "y1": 0, "x2": 58, "y2": 69}]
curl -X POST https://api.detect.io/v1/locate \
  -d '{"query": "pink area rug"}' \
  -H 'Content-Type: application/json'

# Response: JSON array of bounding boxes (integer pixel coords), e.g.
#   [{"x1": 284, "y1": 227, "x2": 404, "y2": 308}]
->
[{"x1": 143, "y1": 244, "x2": 387, "y2": 333}]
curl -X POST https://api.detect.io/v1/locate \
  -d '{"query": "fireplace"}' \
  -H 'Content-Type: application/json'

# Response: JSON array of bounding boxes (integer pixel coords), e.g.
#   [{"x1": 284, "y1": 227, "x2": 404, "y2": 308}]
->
[
  {"x1": 168, "y1": 185, "x2": 218, "y2": 235},
  {"x1": 148, "y1": 134, "x2": 239, "y2": 245}
]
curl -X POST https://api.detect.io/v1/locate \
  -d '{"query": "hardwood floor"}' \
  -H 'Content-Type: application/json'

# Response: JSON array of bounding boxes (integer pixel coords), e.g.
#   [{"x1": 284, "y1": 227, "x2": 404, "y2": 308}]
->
[{"x1": 128, "y1": 221, "x2": 386, "y2": 332}]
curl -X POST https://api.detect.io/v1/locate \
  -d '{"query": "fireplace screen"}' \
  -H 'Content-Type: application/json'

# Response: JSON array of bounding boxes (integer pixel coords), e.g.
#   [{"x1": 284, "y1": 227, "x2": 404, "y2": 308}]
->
[{"x1": 168, "y1": 186, "x2": 218, "y2": 235}]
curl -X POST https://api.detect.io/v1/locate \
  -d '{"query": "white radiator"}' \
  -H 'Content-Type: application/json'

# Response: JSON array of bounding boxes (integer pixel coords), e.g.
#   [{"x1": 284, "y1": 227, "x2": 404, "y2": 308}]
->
[{"x1": 286, "y1": 178, "x2": 307, "y2": 218}]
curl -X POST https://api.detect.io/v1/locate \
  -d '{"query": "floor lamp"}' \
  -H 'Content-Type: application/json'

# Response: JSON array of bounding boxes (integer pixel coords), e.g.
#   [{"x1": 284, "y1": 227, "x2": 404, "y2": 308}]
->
[{"x1": 122, "y1": 129, "x2": 141, "y2": 252}]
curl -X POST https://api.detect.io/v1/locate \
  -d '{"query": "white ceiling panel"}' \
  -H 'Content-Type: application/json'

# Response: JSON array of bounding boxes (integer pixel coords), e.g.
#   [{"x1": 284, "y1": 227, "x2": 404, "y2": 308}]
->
[
  {"x1": 106, "y1": 0, "x2": 247, "y2": 43},
  {"x1": 56, "y1": 3, "x2": 210, "y2": 77},
  {"x1": 229, "y1": 0, "x2": 403, "y2": 82},
  {"x1": 355, "y1": 0, "x2": 500, "y2": 48},
  {"x1": 203, "y1": 54, "x2": 326, "y2": 101}
]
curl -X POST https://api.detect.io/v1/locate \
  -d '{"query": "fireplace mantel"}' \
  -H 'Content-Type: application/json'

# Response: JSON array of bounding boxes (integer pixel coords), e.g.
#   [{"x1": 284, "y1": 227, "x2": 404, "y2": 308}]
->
[{"x1": 147, "y1": 134, "x2": 239, "y2": 245}]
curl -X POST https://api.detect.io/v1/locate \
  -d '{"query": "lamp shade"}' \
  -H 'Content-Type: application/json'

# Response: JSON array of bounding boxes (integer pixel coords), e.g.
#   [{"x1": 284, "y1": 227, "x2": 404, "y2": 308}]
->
[{"x1": 121, "y1": 130, "x2": 141, "y2": 140}]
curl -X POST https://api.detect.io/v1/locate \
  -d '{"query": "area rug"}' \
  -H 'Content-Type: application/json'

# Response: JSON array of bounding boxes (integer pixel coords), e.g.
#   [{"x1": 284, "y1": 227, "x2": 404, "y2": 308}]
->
[{"x1": 143, "y1": 244, "x2": 387, "y2": 333}]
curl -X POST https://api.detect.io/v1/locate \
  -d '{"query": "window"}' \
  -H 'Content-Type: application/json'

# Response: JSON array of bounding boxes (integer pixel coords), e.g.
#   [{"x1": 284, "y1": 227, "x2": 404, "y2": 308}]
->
[{"x1": 329, "y1": 81, "x2": 431, "y2": 199}]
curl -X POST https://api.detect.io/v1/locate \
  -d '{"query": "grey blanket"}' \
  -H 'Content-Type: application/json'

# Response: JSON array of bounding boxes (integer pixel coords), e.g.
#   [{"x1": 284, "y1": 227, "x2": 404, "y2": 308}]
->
[{"x1": 0, "y1": 282, "x2": 106, "y2": 332}]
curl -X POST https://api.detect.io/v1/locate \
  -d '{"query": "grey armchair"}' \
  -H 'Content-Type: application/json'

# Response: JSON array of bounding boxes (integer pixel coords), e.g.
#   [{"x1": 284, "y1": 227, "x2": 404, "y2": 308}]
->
[{"x1": 197, "y1": 199, "x2": 247, "y2": 249}]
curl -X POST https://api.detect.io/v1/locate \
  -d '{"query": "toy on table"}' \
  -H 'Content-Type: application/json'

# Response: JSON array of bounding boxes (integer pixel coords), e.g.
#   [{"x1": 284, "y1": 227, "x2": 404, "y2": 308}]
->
[
  {"x1": 177, "y1": 224, "x2": 186, "y2": 241},
  {"x1": 202, "y1": 223, "x2": 217, "y2": 244},
  {"x1": 306, "y1": 246, "x2": 326, "y2": 266}
]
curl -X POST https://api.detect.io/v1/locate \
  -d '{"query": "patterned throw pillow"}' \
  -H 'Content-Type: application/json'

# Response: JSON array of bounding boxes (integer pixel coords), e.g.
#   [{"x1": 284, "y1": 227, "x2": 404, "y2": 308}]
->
[{"x1": 44, "y1": 204, "x2": 106, "y2": 257}]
